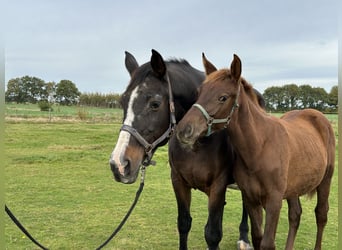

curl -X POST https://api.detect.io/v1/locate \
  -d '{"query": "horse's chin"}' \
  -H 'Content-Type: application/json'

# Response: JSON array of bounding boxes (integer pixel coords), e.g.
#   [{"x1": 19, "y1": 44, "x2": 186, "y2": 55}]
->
[
  {"x1": 113, "y1": 167, "x2": 140, "y2": 184},
  {"x1": 114, "y1": 176, "x2": 136, "y2": 184}
]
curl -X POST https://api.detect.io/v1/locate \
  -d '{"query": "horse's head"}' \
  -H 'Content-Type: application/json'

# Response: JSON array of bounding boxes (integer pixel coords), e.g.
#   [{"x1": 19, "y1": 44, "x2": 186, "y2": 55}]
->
[
  {"x1": 177, "y1": 53, "x2": 261, "y2": 146},
  {"x1": 110, "y1": 50, "x2": 175, "y2": 184}
]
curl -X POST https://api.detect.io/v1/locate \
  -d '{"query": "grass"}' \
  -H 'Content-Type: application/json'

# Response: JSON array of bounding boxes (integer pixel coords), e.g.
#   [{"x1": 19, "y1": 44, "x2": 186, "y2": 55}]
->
[{"x1": 4, "y1": 105, "x2": 338, "y2": 249}]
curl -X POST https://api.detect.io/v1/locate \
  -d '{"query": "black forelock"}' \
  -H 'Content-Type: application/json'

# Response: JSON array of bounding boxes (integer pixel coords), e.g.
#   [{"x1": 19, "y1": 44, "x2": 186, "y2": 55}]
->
[{"x1": 125, "y1": 62, "x2": 153, "y2": 92}]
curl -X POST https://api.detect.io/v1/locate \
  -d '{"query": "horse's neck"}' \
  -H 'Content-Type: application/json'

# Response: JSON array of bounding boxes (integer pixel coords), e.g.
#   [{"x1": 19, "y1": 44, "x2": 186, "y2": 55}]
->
[
  {"x1": 174, "y1": 96, "x2": 195, "y2": 123},
  {"x1": 173, "y1": 75, "x2": 203, "y2": 123},
  {"x1": 228, "y1": 90, "x2": 270, "y2": 163}
]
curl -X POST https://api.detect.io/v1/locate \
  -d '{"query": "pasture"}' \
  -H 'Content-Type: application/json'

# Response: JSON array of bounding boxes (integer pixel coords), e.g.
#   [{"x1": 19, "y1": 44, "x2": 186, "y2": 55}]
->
[{"x1": 4, "y1": 104, "x2": 338, "y2": 249}]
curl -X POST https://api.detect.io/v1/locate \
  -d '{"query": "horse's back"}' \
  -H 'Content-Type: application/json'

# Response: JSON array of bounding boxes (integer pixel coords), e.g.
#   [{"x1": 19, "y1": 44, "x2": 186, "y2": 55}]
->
[
  {"x1": 280, "y1": 109, "x2": 335, "y2": 197},
  {"x1": 281, "y1": 109, "x2": 335, "y2": 150}
]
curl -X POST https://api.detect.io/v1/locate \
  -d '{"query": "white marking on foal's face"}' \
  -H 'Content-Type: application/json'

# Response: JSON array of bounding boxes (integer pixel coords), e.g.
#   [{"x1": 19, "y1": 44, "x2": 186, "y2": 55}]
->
[{"x1": 110, "y1": 86, "x2": 139, "y2": 175}]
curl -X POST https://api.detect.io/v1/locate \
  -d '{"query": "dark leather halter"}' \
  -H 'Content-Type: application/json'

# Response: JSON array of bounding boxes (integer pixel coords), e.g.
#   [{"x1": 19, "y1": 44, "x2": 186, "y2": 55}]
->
[{"x1": 120, "y1": 72, "x2": 176, "y2": 166}]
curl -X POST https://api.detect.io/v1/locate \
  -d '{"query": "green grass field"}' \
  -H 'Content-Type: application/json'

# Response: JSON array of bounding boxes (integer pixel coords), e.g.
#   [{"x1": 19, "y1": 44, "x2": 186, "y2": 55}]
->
[
  {"x1": 5, "y1": 103, "x2": 122, "y2": 123},
  {"x1": 4, "y1": 104, "x2": 338, "y2": 249}
]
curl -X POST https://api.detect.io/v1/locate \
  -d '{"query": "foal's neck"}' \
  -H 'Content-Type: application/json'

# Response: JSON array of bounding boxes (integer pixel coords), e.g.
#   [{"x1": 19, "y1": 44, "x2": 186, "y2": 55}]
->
[{"x1": 228, "y1": 88, "x2": 270, "y2": 162}]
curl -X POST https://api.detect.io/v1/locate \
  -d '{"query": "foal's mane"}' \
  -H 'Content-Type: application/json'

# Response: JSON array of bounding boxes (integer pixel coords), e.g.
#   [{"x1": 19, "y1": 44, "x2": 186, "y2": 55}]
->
[{"x1": 240, "y1": 78, "x2": 261, "y2": 107}]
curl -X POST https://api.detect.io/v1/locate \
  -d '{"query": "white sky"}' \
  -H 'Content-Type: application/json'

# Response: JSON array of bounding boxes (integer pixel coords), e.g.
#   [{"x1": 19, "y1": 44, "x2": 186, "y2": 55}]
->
[{"x1": 3, "y1": 0, "x2": 339, "y2": 94}]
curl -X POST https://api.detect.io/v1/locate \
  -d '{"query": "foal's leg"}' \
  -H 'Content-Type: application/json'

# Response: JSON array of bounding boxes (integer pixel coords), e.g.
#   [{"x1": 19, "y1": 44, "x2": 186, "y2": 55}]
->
[
  {"x1": 205, "y1": 186, "x2": 226, "y2": 250},
  {"x1": 285, "y1": 197, "x2": 302, "y2": 250},
  {"x1": 314, "y1": 166, "x2": 333, "y2": 250},
  {"x1": 261, "y1": 195, "x2": 282, "y2": 250},
  {"x1": 243, "y1": 196, "x2": 263, "y2": 250},
  {"x1": 171, "y1": 171, "x2": 192, "y2": 250}
]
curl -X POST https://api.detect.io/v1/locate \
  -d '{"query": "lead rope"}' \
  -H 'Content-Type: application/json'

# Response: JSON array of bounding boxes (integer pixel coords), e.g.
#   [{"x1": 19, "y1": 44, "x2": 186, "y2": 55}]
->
[
  {"x1": 5, "y1": 166, "x2": 147, "y2": 250},
  {"x1": 5, "y1": 205, "x2": 49, "y2": 250},
  {"x1": 95, "y1": 166, "x2": 146, "y2": 250}
]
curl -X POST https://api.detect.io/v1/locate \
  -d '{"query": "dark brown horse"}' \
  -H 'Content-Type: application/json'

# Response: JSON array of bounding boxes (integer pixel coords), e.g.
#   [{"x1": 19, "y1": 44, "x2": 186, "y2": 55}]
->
[
  {"x1": 176, "y1": 54, "x2": 335, "y2": 250},
  {"x1": 109, "y1": 50, "x2": 263, "y2": 249}
]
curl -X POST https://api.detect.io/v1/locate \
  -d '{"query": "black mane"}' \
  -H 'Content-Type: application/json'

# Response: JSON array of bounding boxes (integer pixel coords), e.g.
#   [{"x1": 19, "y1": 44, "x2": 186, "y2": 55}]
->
[{"x1": 167, "y1": 58, "x2": 192, "y2": 66}]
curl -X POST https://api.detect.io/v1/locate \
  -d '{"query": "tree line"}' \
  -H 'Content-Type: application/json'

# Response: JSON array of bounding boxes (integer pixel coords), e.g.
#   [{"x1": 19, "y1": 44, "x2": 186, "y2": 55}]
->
[
  {"x1": 5, "y1": 75, "x2": 338, "y2": 113},
  {"x1": 263, "y1": 84, "x2": 337, "y2": 113},
  {"x1": 5, "y1": 76, "x2": 80, "y2": 105},
  {"x1": 5, "y1": 76, "x2": 121, "y2": 108}
]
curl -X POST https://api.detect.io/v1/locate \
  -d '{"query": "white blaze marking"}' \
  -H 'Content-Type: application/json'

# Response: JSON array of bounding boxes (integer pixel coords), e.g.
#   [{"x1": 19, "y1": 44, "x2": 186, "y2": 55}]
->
[{"x1": 111, "y1": 86, "x2": 139, "y2": 175}]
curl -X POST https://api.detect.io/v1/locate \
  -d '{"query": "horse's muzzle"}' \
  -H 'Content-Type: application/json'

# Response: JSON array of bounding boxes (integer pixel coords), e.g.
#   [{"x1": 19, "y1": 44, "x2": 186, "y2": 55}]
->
[{"x1": 109, "y1": 158, "x2": 137, "y2": 184}]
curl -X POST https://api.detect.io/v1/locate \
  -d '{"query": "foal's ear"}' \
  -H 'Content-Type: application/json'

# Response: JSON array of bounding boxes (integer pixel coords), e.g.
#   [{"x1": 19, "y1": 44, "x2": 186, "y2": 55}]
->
[
  {"x1": 151, "y1": 49, "x2": 166, "y2": 78},
  {"x1": 125, "y1": 51, "x2": 139, "y2": 77},
  {"x1": 230, "y1": 54, "x2": 242, "y2": 81},
  {"x1": 202, "y1": 53, "x2": 217, "y2": 75}
]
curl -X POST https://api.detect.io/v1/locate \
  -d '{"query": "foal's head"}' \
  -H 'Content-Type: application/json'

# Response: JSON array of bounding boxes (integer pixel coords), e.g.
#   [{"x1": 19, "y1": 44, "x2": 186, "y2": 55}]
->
[
  {"x1": 177, "y1": 54, "x2": 259, "y2": 146},
  {"x1": 110, "y1": 50, "x2": 173, "y2": 184}
]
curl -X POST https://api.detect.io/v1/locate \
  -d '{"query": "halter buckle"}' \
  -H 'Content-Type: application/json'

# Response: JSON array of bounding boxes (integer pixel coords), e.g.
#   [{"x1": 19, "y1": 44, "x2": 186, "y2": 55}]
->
[{"x1": 145, "y1": 145, "x2": 152, "y2": 154}]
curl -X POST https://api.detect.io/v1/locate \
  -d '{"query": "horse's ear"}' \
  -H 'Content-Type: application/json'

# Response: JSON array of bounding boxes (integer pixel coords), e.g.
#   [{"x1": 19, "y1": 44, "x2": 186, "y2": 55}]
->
[
  {"x1": 202, "y1": 53, "x2": 217, "y2": 75},
  {"x1": 151, "y1": 49, "x2": 166, "y2": 78},
  {"x1": 230, "y1": 54, "x2": 241, "y2": 81},
  {"x1": 125, "y1": 51, "x2": 139, "y2": 76}
]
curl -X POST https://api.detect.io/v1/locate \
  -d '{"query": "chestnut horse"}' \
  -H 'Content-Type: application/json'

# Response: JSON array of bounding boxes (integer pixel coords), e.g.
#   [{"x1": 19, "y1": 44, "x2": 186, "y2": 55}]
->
[
  {"x1": 176, "y1": 54, "x2": 335, "y2": 250},
  {"x1": 109, "y1": 50, "x2": 264, "y2": 249}
]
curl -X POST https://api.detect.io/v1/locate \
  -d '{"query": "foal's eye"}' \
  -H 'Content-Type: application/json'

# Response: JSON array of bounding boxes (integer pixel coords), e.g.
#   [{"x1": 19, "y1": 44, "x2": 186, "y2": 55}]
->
[
  {"x1": 218, "y1": 95, "x2": 228, "y2": 103},
  {"x1": 150, "y1": 101, "x2": 161, "y2": 110}
]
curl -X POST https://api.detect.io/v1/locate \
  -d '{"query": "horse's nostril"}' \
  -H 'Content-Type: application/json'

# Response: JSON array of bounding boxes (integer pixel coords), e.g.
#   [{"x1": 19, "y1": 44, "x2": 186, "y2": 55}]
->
[
  {"x1": 109, "y1": 158, "x2": 131, "y2": 176},
  {"x1": 184, "y1": 124, "x2": 194, "y2": 138},
  {"x1": 124, "y1": 160, "x2": 131, "y2": 175}
]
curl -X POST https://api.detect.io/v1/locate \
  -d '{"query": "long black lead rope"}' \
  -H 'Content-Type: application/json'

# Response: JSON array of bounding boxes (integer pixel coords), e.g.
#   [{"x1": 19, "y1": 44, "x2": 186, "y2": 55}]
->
[
  {"x1": 5, "y1": 167, "x2": 146, "y2": 250},
  {"x1": 5, "y1": 204, "x2": 49, "y2": 250},
  {"x1": 95, "y1": 167, "x2": 146, "y2": 250}
]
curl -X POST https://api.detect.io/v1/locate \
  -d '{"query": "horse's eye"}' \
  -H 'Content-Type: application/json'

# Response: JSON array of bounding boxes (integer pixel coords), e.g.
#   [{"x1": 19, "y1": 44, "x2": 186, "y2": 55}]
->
[
  {"x1": 218, "y1": 95, "x2": 228, "y2": 103},
  {"x1": 150, "y1": 101, "x2": 161, "y2": 110}
]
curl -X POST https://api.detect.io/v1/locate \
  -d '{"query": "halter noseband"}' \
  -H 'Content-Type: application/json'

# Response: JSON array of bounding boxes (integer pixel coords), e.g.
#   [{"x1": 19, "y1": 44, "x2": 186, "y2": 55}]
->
[
  {"x1": 120, "y1": 72, "x2": 176, "y2": 167},
  {"x1": 193, "y1": 82, "x2": 240, "y2": 136}
]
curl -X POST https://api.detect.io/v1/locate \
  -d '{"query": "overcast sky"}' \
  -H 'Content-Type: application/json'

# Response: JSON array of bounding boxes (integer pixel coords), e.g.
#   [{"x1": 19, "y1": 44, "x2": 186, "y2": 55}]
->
[{"x1": 3, "y1": 0, "x2": 339, "y2": 94}]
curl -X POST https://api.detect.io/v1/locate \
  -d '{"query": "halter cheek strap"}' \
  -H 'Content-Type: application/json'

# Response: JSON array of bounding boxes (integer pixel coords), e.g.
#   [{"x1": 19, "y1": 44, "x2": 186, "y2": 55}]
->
[{"x1": 193, "y1": 83, "x2": 240, "y2": 137}]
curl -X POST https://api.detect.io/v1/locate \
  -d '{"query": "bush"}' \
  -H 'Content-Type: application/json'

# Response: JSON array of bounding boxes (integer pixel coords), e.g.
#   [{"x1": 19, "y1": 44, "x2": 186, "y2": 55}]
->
[
  {"x1": 38, "y1": 101, "x2": 53, "y2": 111},
  {"x1": 77, "y1": 108, "x2": 88, "y2": 120}
]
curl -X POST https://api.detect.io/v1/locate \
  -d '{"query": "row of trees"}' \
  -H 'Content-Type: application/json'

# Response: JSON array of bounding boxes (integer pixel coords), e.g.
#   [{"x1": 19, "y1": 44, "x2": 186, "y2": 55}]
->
[
  {"x1": 263, "y1": 84, "x2": 337, "y2": 112},
  {"x1": 5, "y1": 75, "x2": 338, "y2": 112},
  {"x1": 5, "y1": 76, "x2": 122, "y2": 108},
  {"x1": 5, "y1": 76, "x2": 81, "y2": 105}
]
